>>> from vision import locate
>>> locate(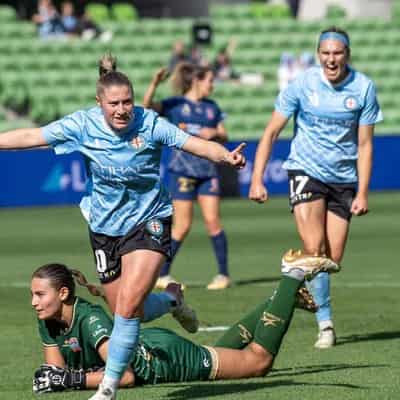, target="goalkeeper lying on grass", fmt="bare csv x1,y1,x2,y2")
31,251,339,396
